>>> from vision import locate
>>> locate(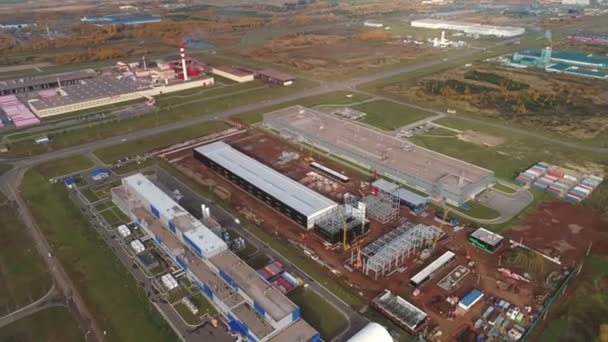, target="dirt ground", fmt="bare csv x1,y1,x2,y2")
504,200,608,265
240,28,443,80
458,130,505,147
383,65,608,140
